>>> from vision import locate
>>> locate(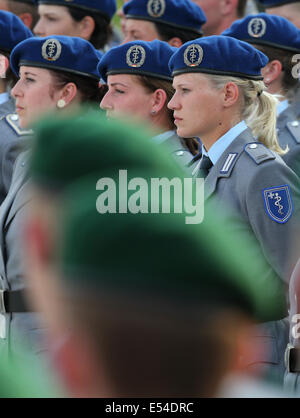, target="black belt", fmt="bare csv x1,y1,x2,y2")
285,343,300,373
0,290,29,313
